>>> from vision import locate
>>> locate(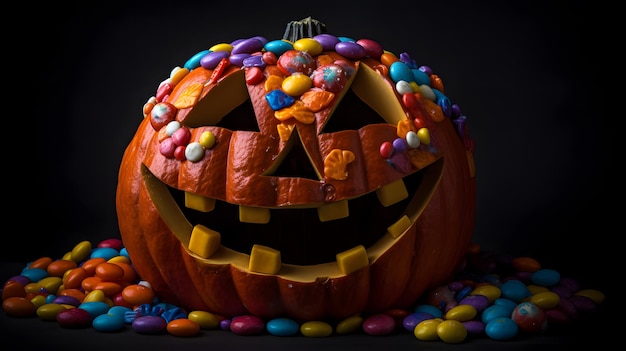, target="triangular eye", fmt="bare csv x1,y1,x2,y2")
320,89,386,133
320,63,407,134
263,129,320,180
214,98,259,132
182,70,259,132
